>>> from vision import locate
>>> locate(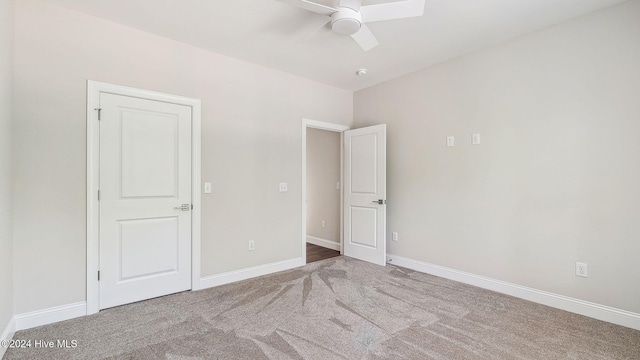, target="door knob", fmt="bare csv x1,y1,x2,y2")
372,199,386,204
174,204,191,211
